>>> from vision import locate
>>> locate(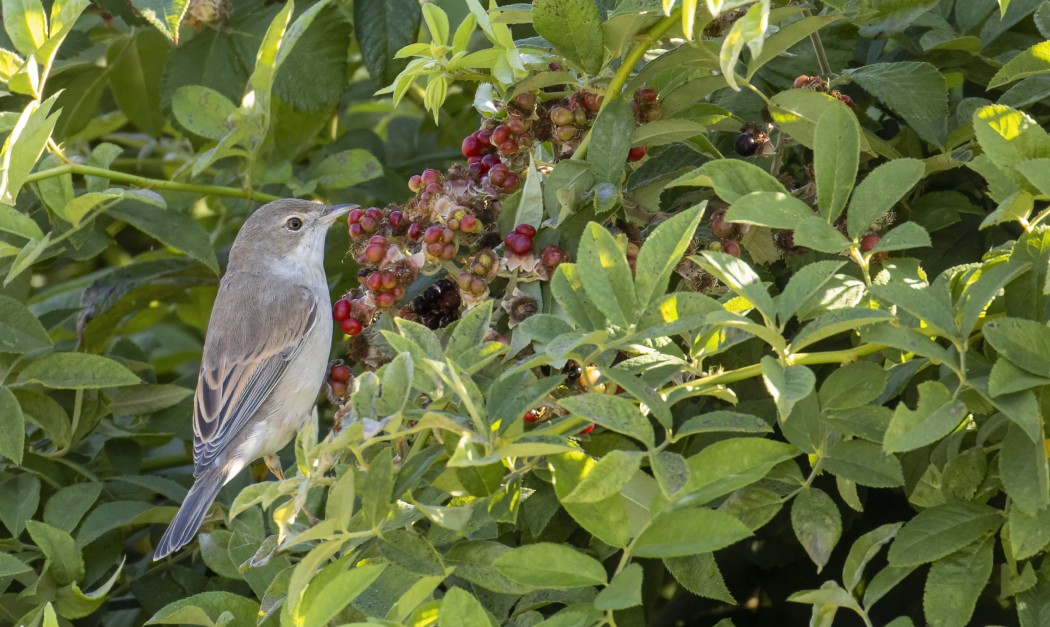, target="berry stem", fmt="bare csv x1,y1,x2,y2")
571,9,682,161
24,163,283,203
801,7,832,76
